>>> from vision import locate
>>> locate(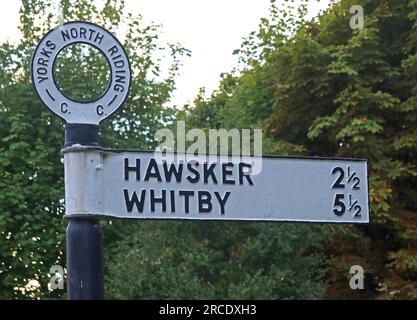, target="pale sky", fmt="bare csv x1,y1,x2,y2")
0,0,330,107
